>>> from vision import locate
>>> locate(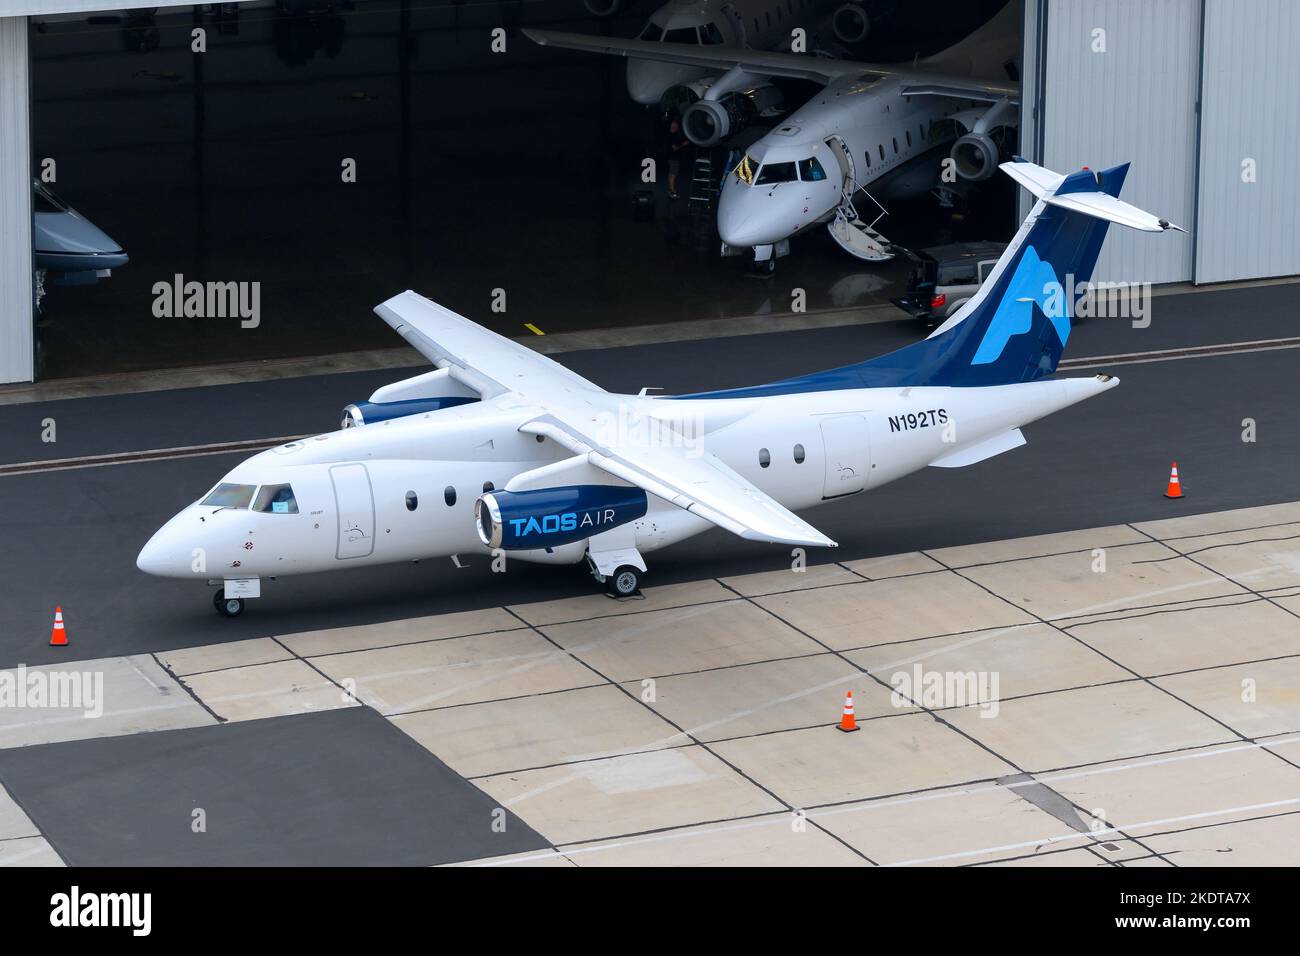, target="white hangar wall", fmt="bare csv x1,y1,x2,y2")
1022,0,1300,285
